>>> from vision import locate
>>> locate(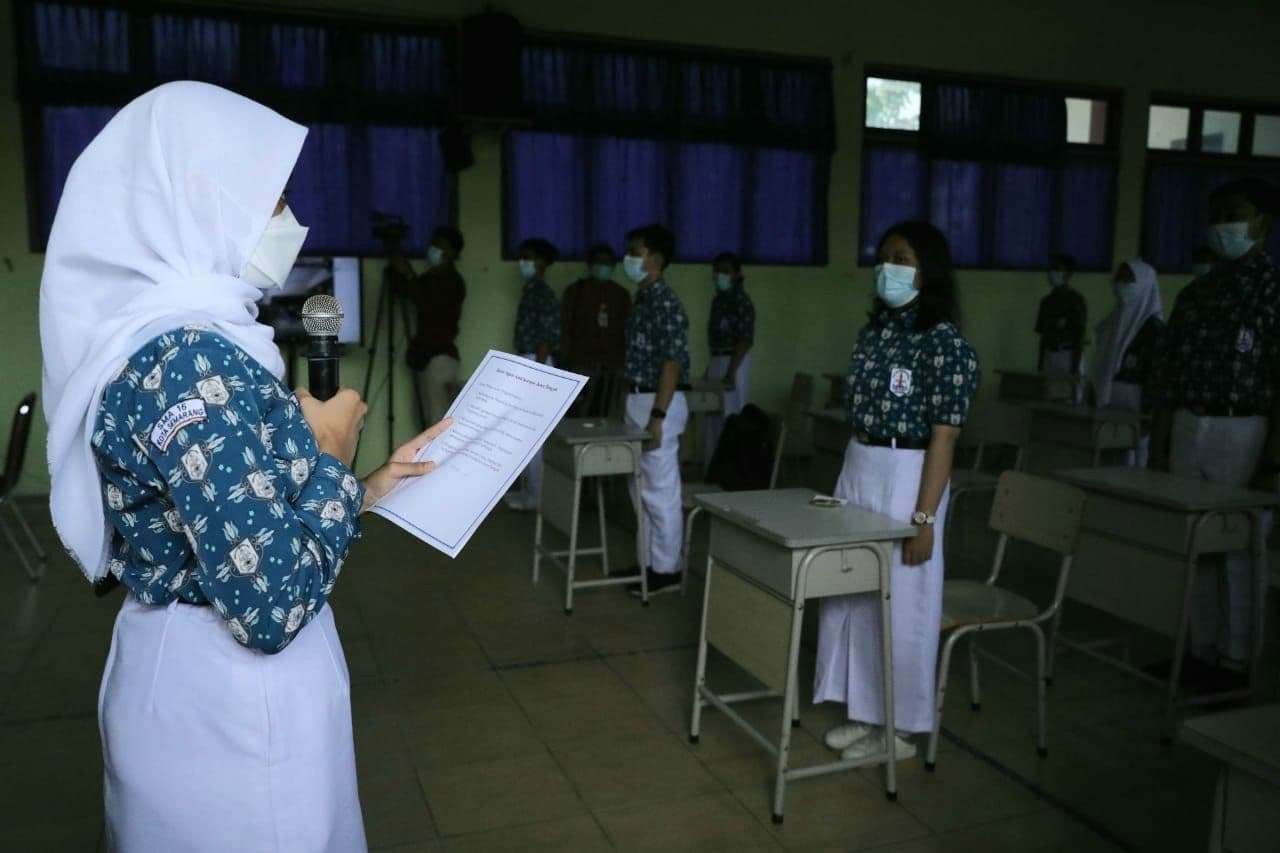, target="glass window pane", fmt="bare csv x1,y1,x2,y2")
1252,114,1280,157
865,77,921,131
1066,97,1107,144
1148,105,1190,150
1201,110,1241,154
